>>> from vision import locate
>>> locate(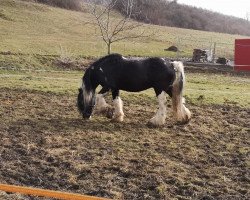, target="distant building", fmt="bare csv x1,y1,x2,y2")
234,39,250,71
